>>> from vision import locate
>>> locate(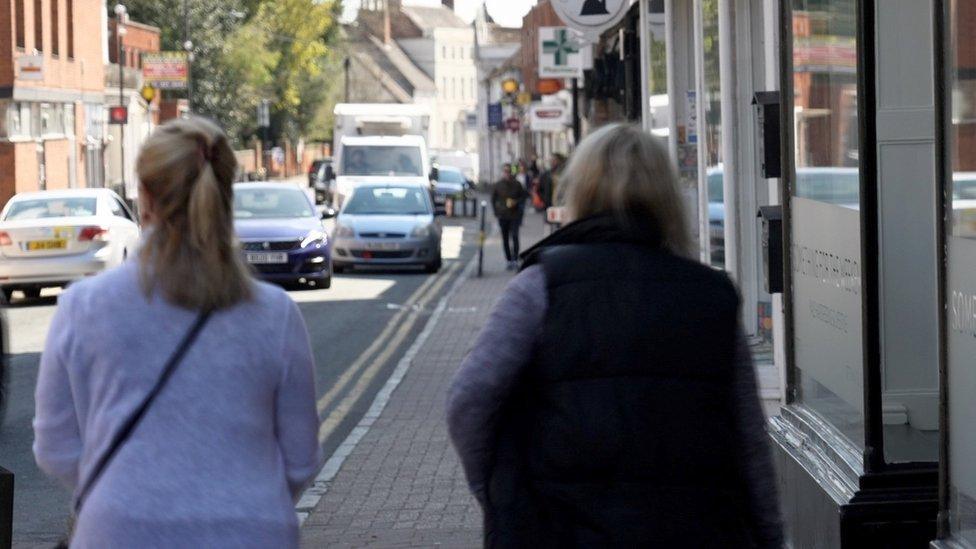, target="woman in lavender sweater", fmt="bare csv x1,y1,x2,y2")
33,118,321,548
447,124,783,547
